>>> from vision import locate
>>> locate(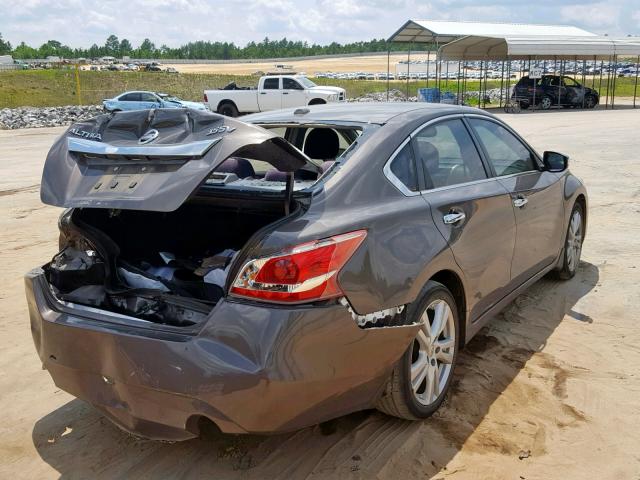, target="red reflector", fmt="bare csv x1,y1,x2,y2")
230,230,367,303
204,93,208,102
